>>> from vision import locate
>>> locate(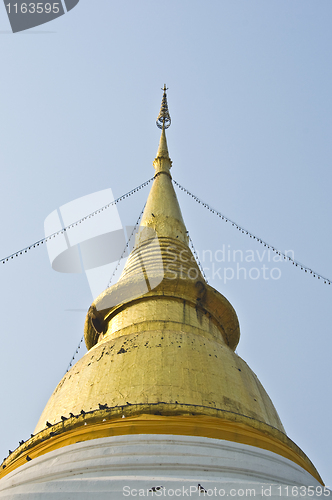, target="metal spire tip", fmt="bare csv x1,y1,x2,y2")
156,84,171,130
